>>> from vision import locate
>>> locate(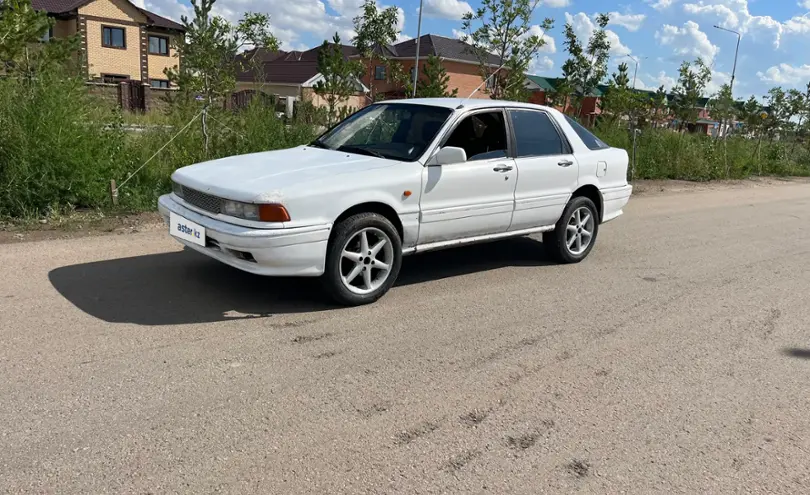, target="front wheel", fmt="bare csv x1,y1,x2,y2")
543,196,599,264
322,213,402,306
